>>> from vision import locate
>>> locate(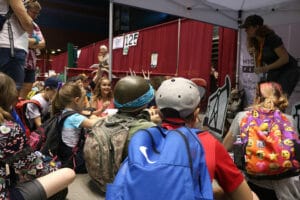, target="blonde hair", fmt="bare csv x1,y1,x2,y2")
27,0,42,11
99,45,108,51
253,81,288,111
